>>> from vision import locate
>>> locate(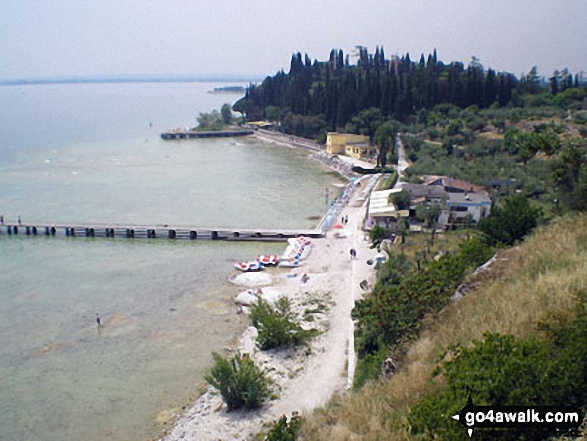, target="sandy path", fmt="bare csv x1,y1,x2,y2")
269,180,377,416
160,144,380,441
